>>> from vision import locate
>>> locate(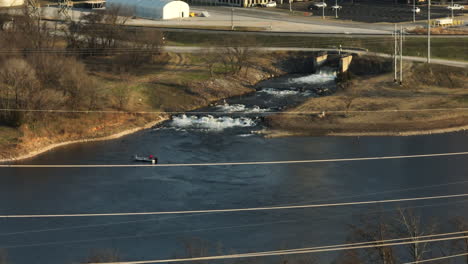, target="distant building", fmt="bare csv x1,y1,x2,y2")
0,0,24,7
186,0,268,7
107,0,190,20
185,0,428,8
